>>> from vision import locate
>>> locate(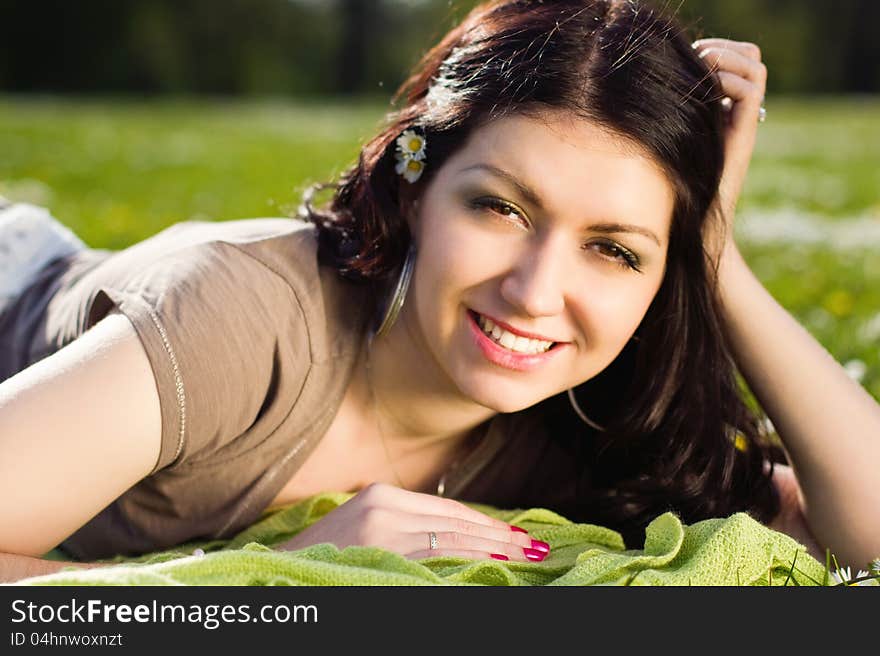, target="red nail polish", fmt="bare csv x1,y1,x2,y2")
510,525,528,534
530,539,550,553
523,547,546,561
490,553,510,561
